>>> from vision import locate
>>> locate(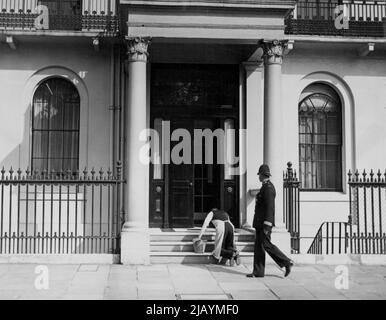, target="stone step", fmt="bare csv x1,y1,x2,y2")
150,252,254,264
150,241,254,252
